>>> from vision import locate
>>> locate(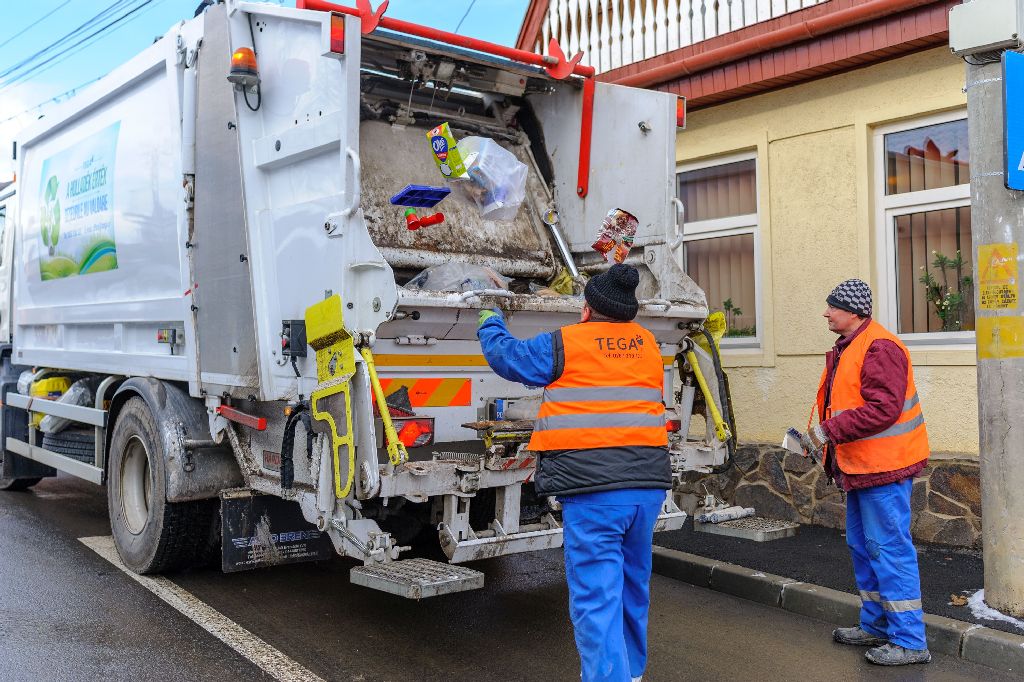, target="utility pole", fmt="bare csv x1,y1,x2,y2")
957,1,1024,617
